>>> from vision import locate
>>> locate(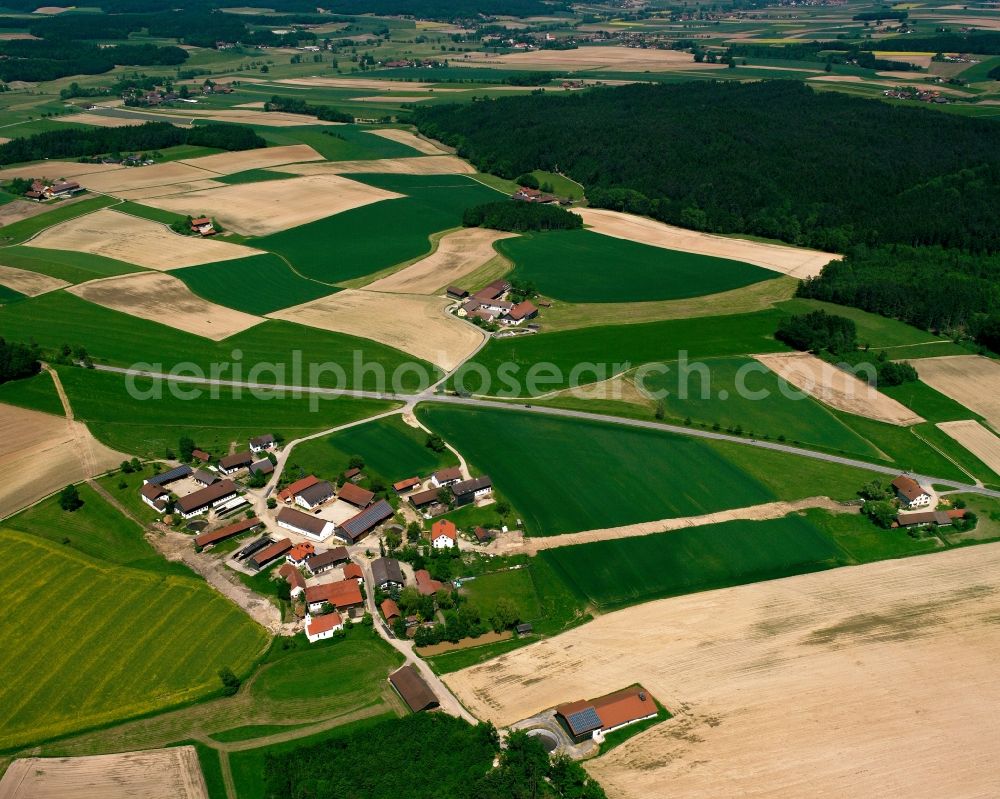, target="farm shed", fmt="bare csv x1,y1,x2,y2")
389,665,439,713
